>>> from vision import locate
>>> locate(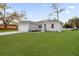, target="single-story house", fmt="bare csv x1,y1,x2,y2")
18,20,63,32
